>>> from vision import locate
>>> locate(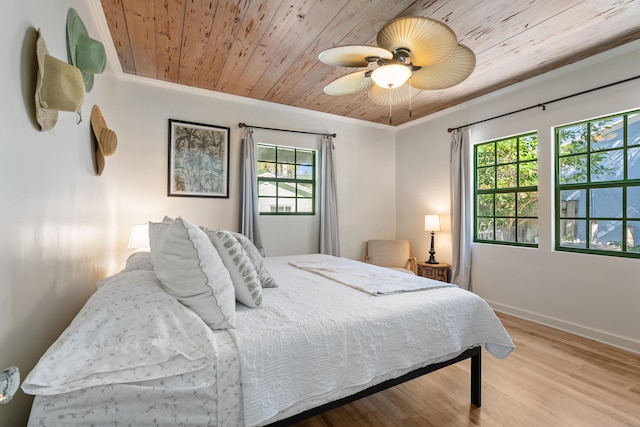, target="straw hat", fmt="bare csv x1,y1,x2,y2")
90,105,118,176
67,8,106,92
35,30,85,131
